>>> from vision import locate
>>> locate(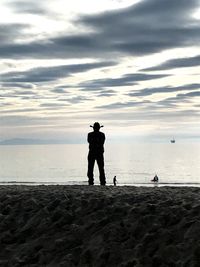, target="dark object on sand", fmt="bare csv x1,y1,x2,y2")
113,176,117,186
151,174,159,182
87,122,106,186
